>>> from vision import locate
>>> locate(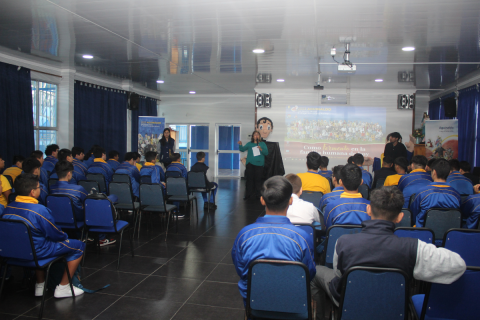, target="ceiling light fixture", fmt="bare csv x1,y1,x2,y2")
189,91,196,94
276,79,285,82
156,80,164,83
252,49,265,54
402,47,415,52
82,54,94,59
375,79,383,82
